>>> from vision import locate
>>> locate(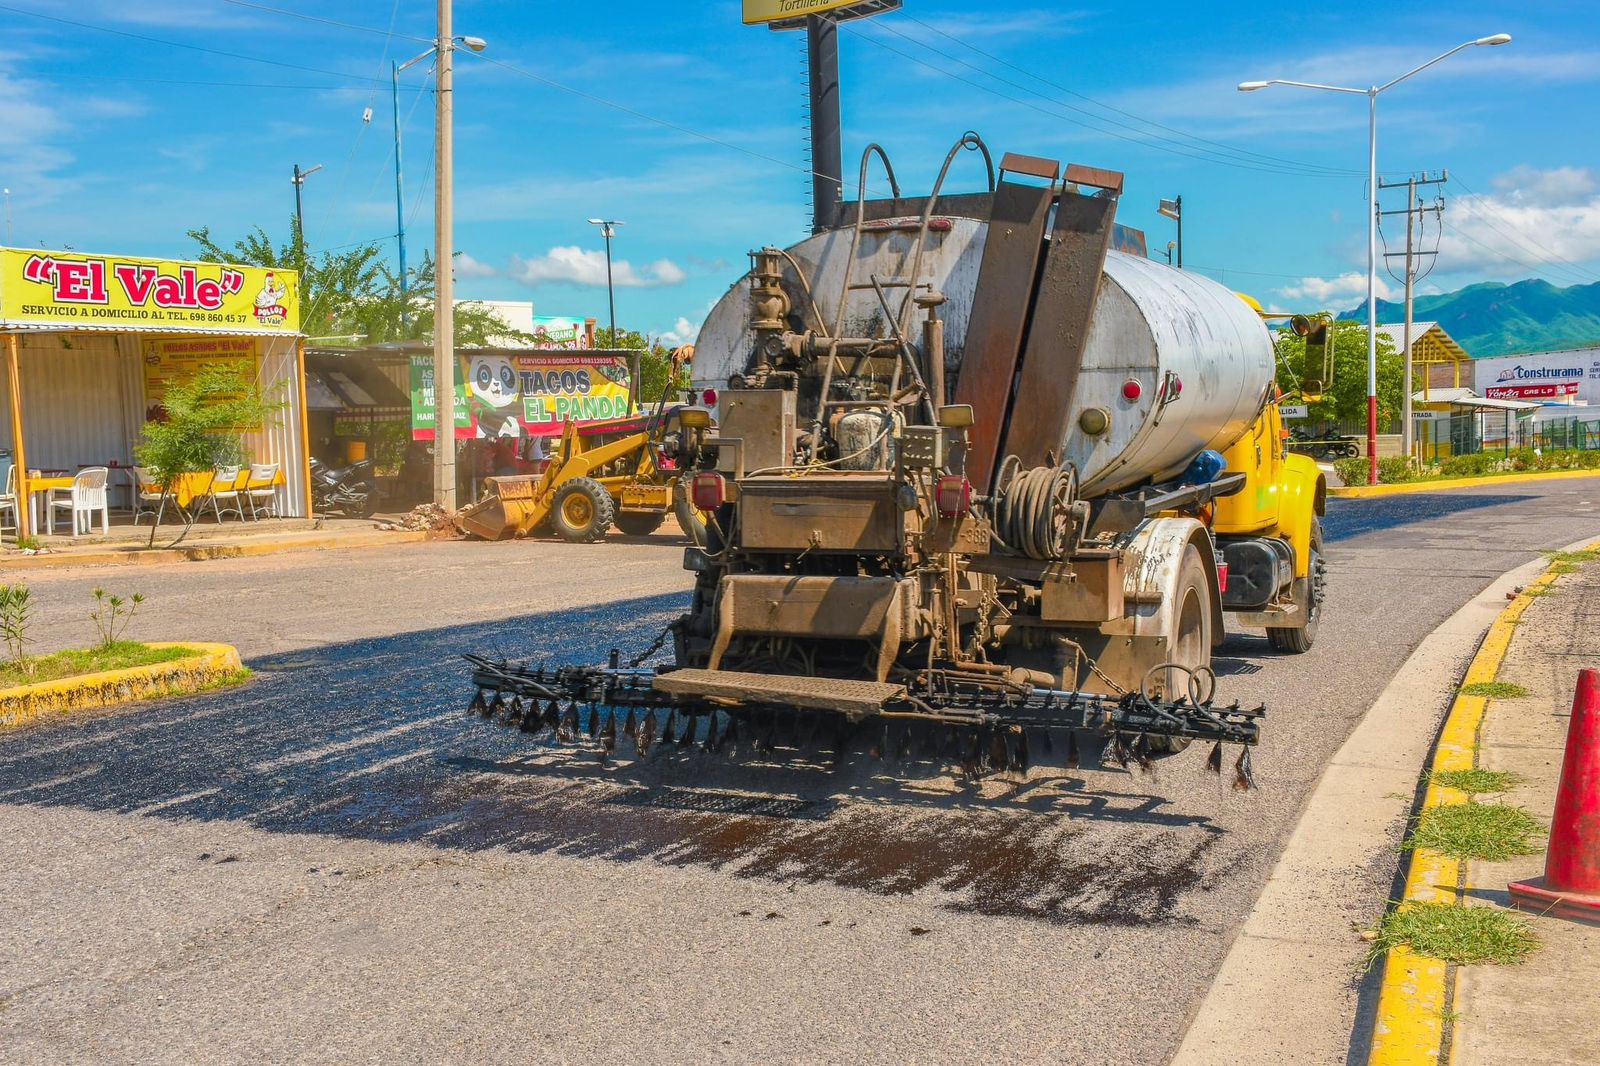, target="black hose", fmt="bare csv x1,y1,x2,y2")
993,460,1077,561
